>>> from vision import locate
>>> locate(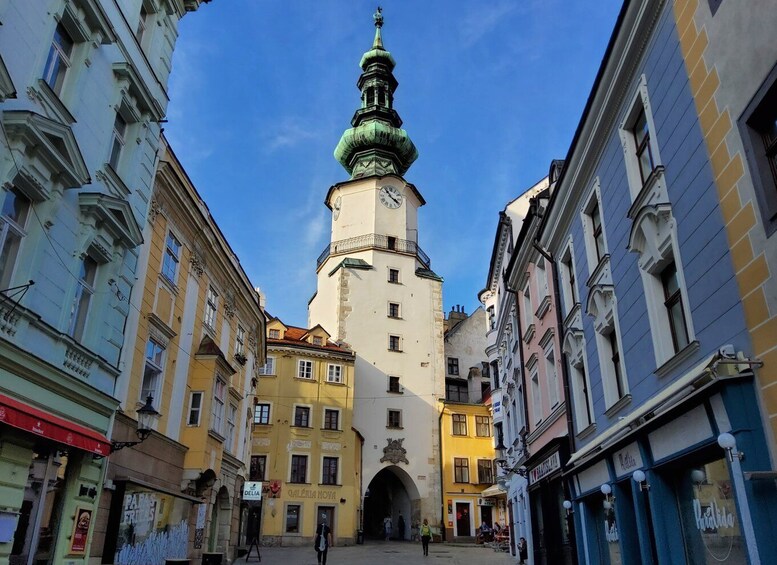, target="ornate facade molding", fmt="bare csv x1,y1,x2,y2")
380,438,409,465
